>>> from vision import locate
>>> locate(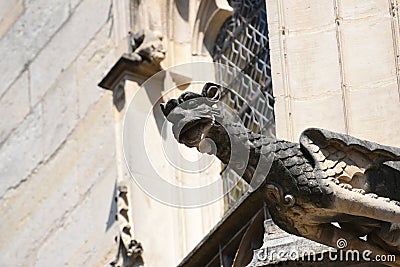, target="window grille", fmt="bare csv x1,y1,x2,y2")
213,0,275,210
